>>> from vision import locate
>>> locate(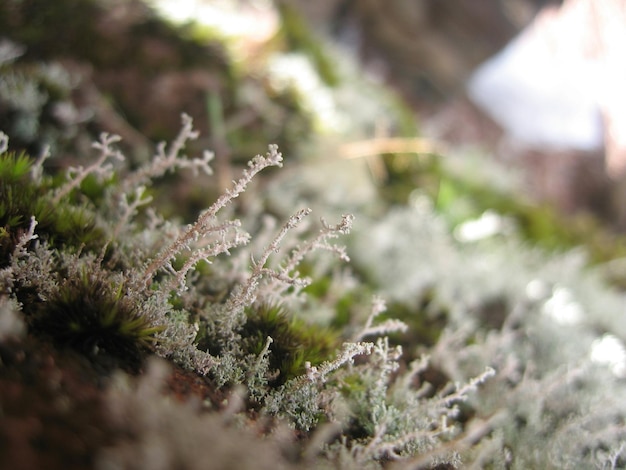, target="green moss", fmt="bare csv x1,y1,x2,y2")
0,151,32,181
0,152,106,265
0,0,102,62
380,151,626,271
379,152,441,205
240,303,339,385
445,173,626,265
381,290,449,355
30,268,162,365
